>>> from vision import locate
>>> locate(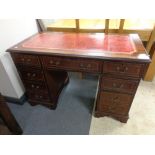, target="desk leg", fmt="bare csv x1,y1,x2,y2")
95,111,128,123
0,95,23,134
